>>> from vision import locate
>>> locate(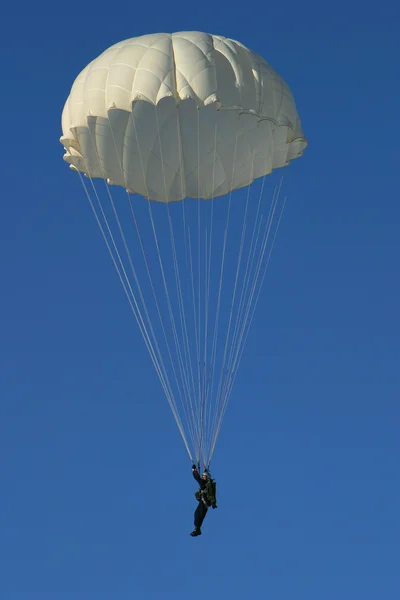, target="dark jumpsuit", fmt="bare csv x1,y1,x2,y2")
192,468,209,529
